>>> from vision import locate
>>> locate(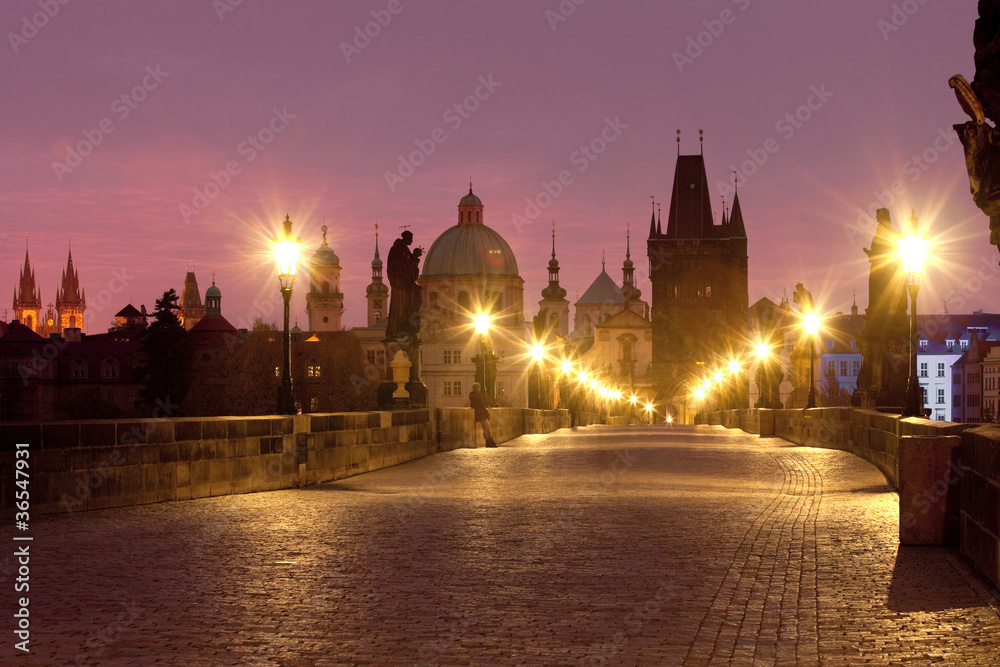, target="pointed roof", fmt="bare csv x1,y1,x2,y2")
180,270,203,309
665,155,714,239
577,269,624,306
115,304,142,319
728,190,747,238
